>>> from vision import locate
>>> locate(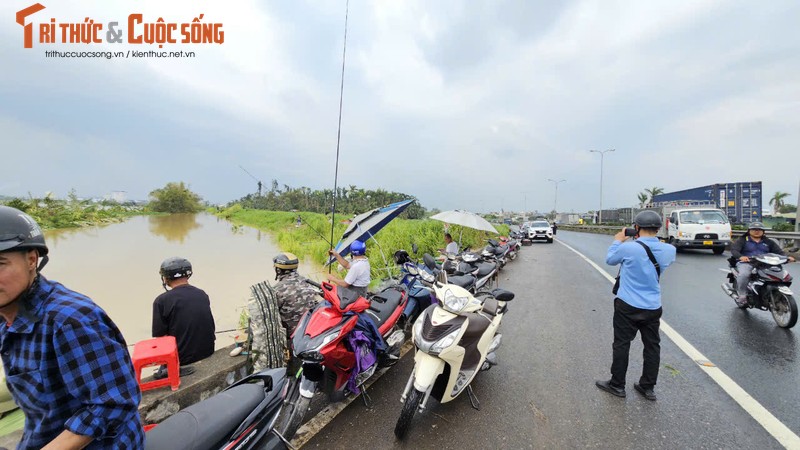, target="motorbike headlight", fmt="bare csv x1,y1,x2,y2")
311,329,341,353
429,329,460,354
442,289,469,313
